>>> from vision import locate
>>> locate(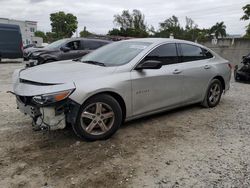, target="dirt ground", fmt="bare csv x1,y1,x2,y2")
1,63,250,188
